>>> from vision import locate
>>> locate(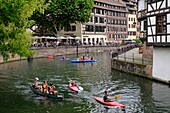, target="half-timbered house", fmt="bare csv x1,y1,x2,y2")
138,0,170,82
